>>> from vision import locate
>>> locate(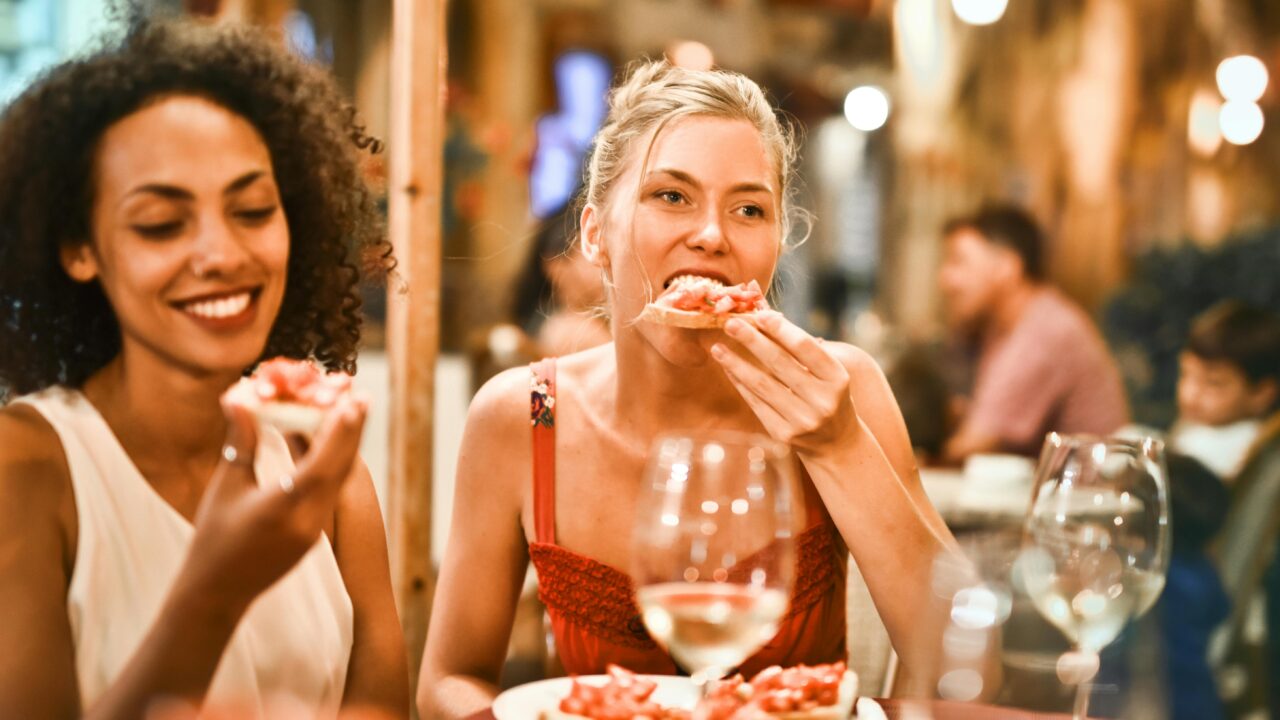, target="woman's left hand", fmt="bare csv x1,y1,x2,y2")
711,311,858,453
